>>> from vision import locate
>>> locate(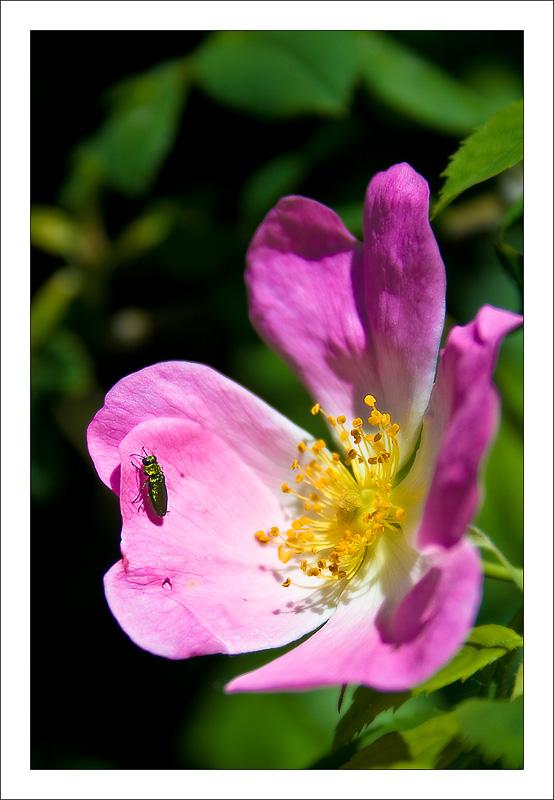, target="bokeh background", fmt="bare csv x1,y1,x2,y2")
31,31,523,769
